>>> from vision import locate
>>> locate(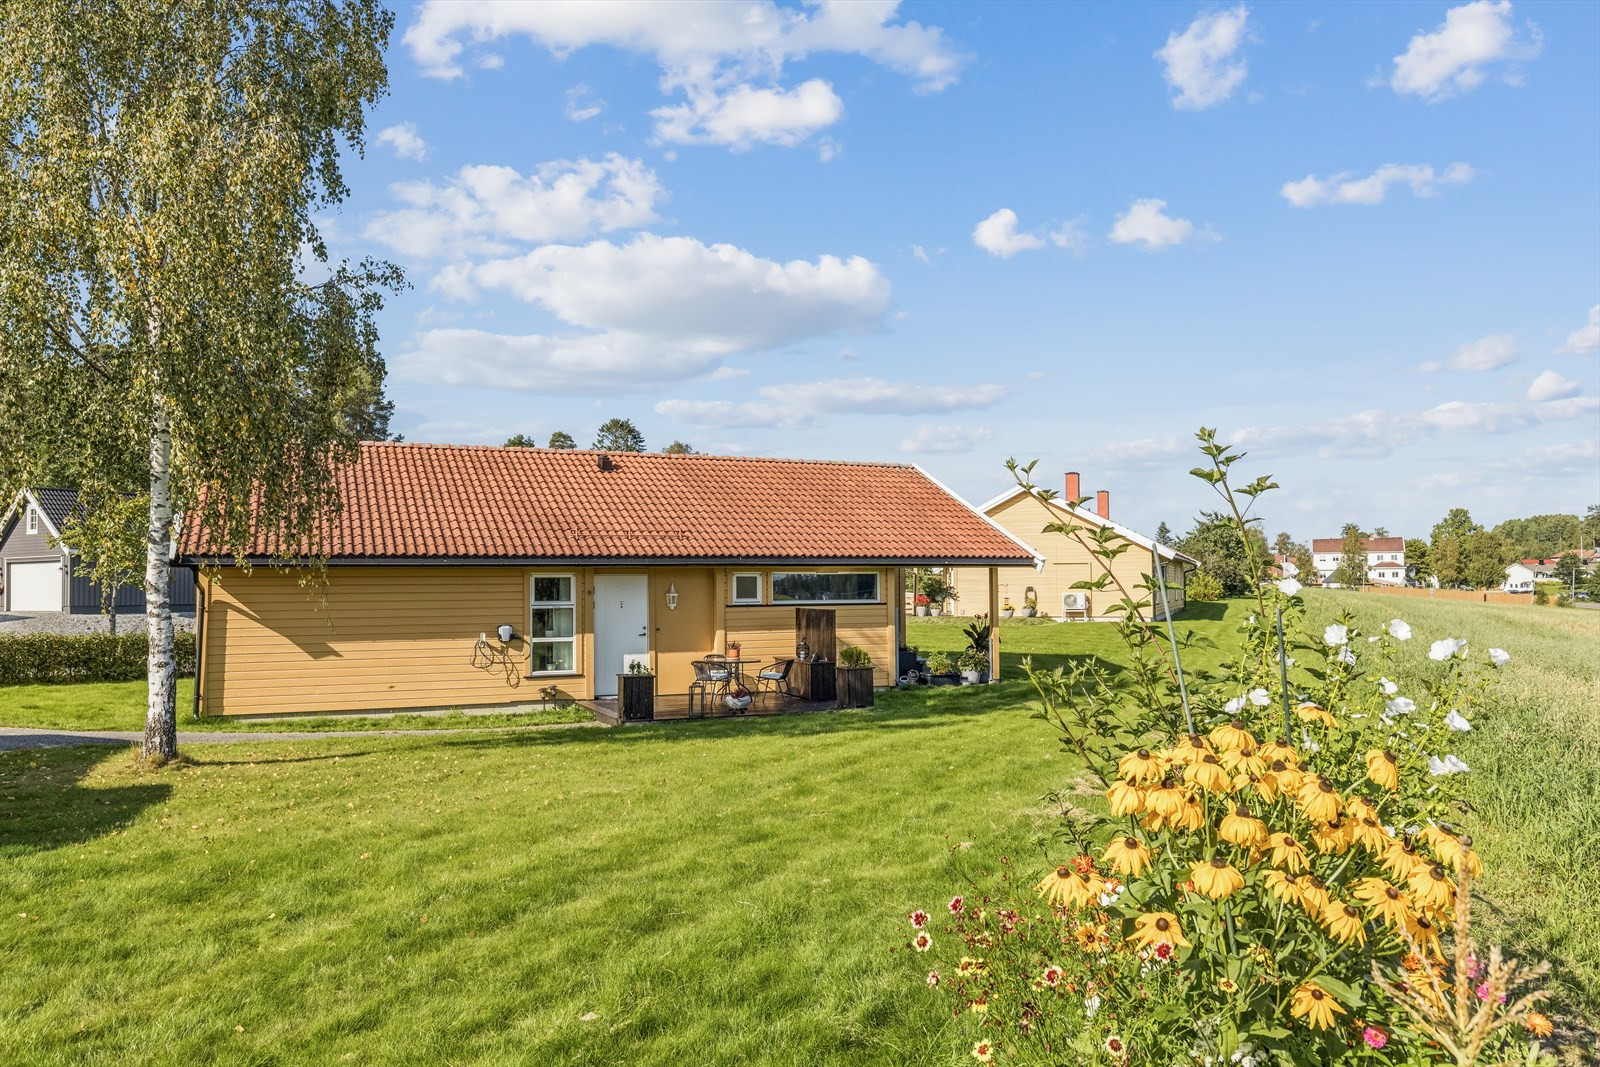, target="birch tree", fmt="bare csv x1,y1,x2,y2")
0,1,398,760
